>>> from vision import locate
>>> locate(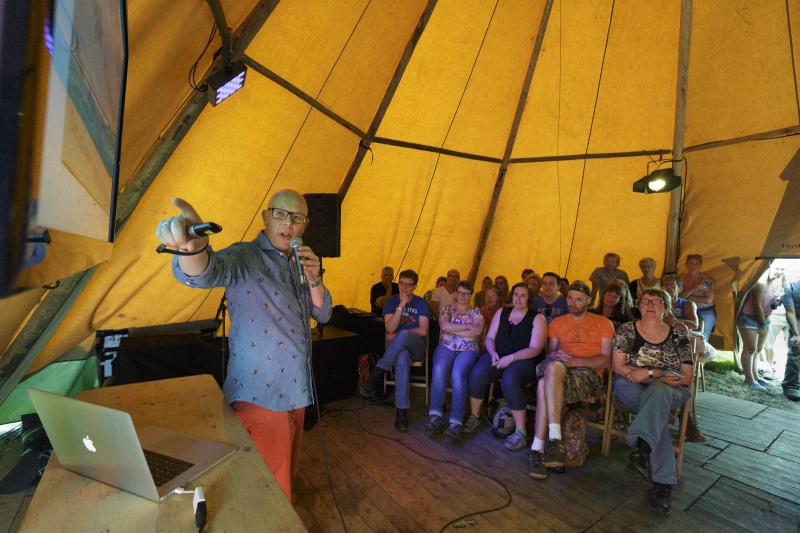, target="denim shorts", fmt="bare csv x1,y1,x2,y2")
737,313,770,329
